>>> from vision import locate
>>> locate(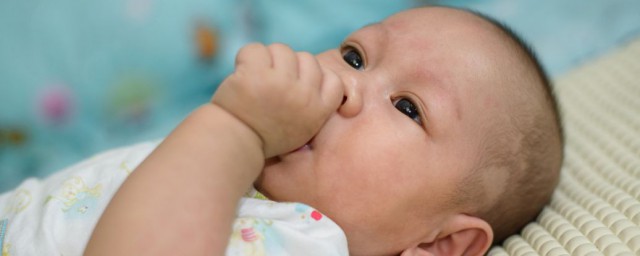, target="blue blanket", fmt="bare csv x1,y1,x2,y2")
2,0,640,192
